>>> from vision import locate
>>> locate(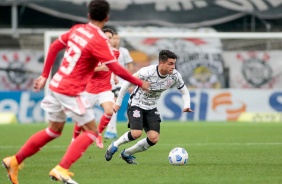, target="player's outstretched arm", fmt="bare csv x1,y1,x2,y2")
179,86,194,112
33,76,47,92
115,78,133,109
33,39,65,92
41,39,66,78
107,62,149,91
